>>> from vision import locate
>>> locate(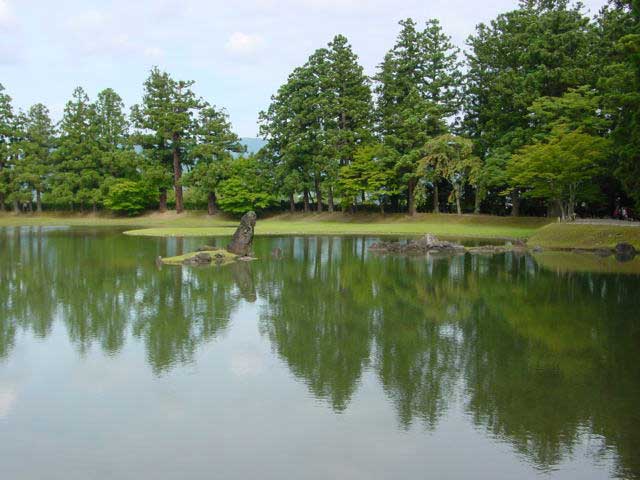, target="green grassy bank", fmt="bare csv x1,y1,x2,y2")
0,211,548,239
528,223,640,250
3,212,639,250
121,212,548,239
